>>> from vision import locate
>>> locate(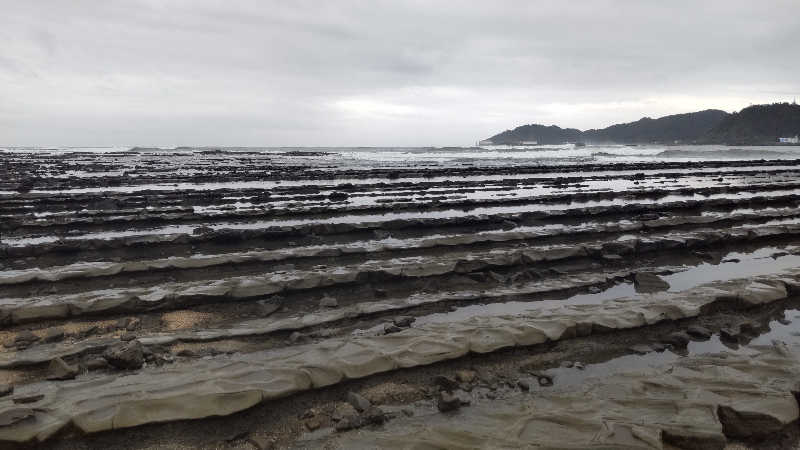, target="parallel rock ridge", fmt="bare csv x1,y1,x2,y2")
0,271,796,443
3,151,800,447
